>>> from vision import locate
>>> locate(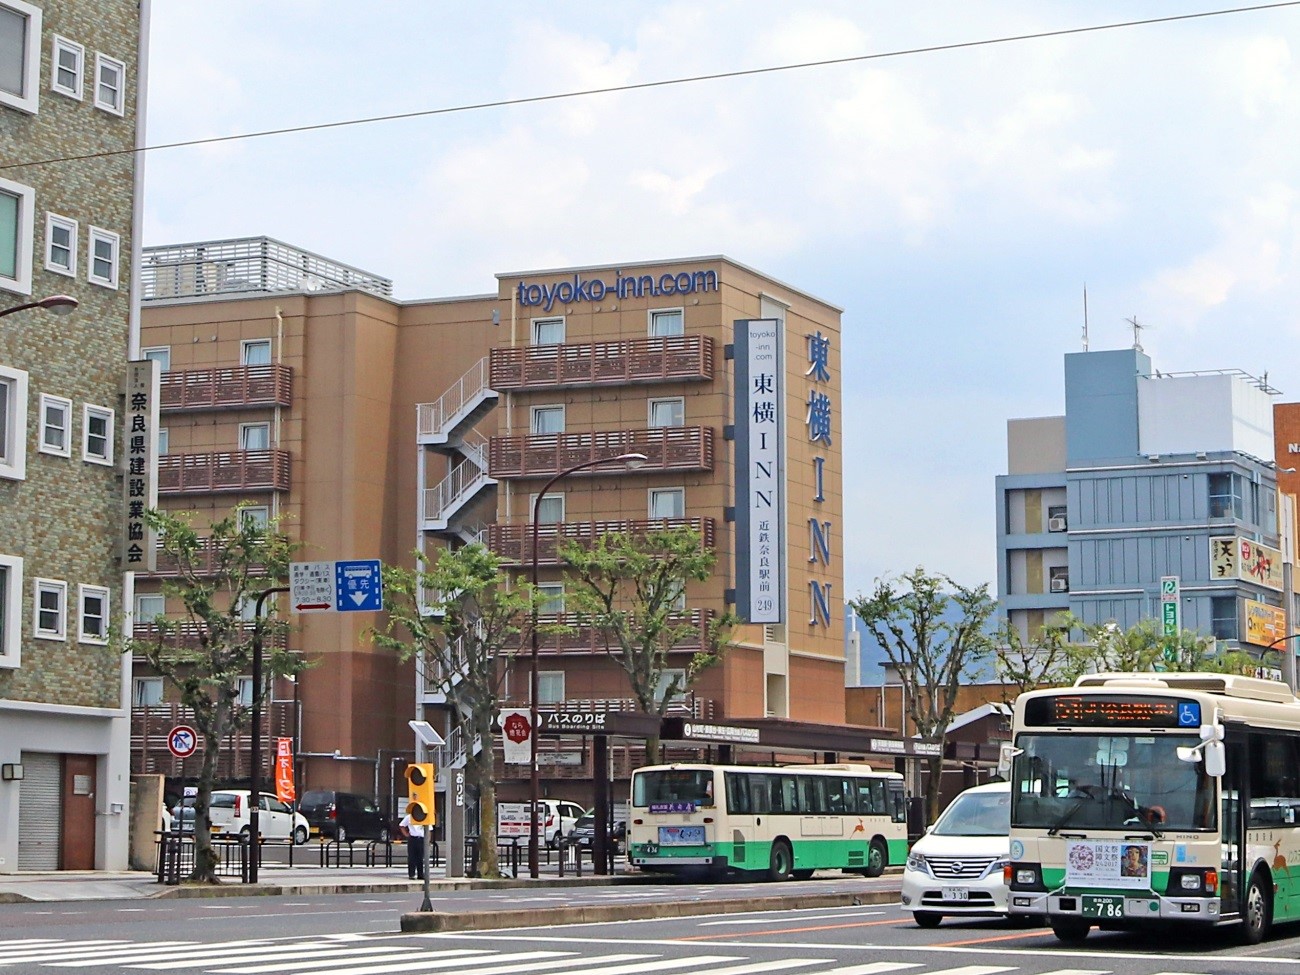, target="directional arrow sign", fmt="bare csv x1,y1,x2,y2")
335,559,383,613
